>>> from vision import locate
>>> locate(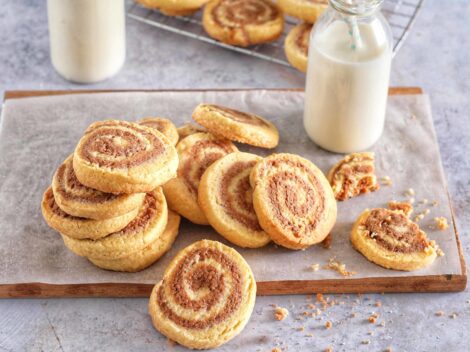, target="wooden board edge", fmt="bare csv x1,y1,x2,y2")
0,272,465,298
3,87,423,101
